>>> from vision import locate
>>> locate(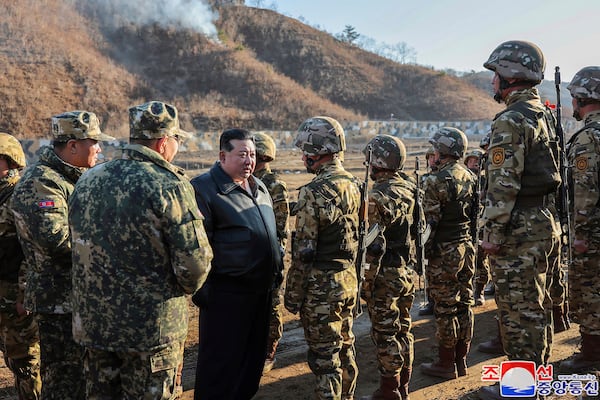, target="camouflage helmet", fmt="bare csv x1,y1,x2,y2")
254,132,277,162
0,132,26,168
567,66,600,100
425,146,435,160
366,134,406,171
483,40,545,83
294,116,346,156
429,127,468,158
479,132,491,150
464,148,484,165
